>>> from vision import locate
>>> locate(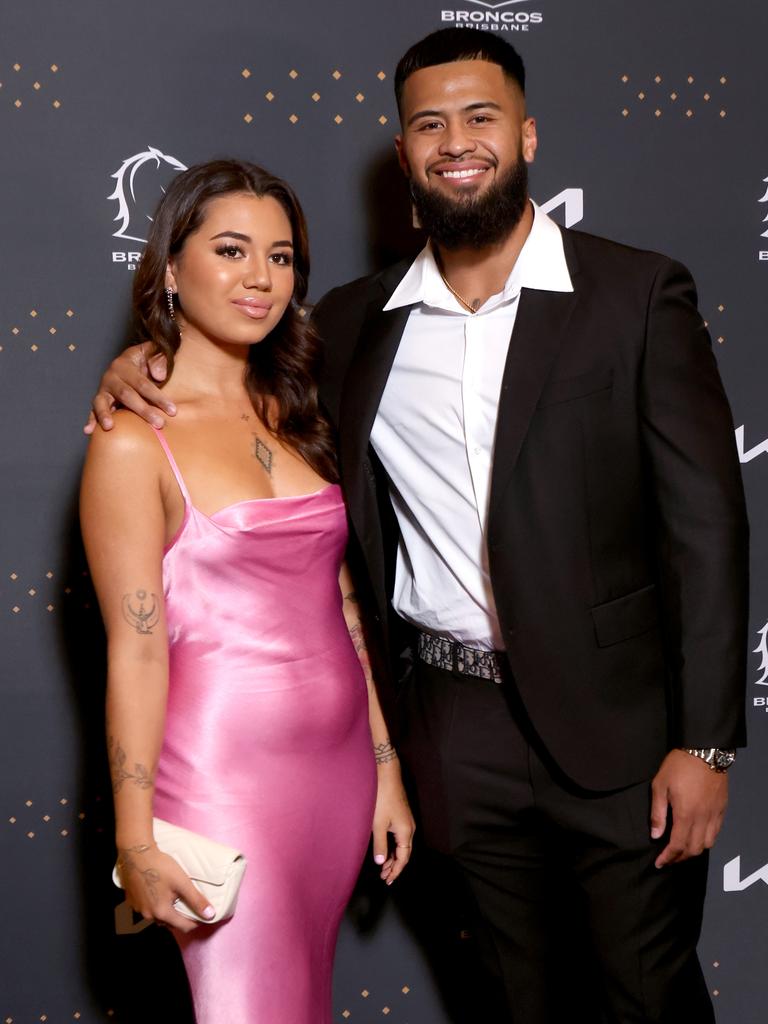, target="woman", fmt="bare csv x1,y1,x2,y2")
80,159,414,1023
